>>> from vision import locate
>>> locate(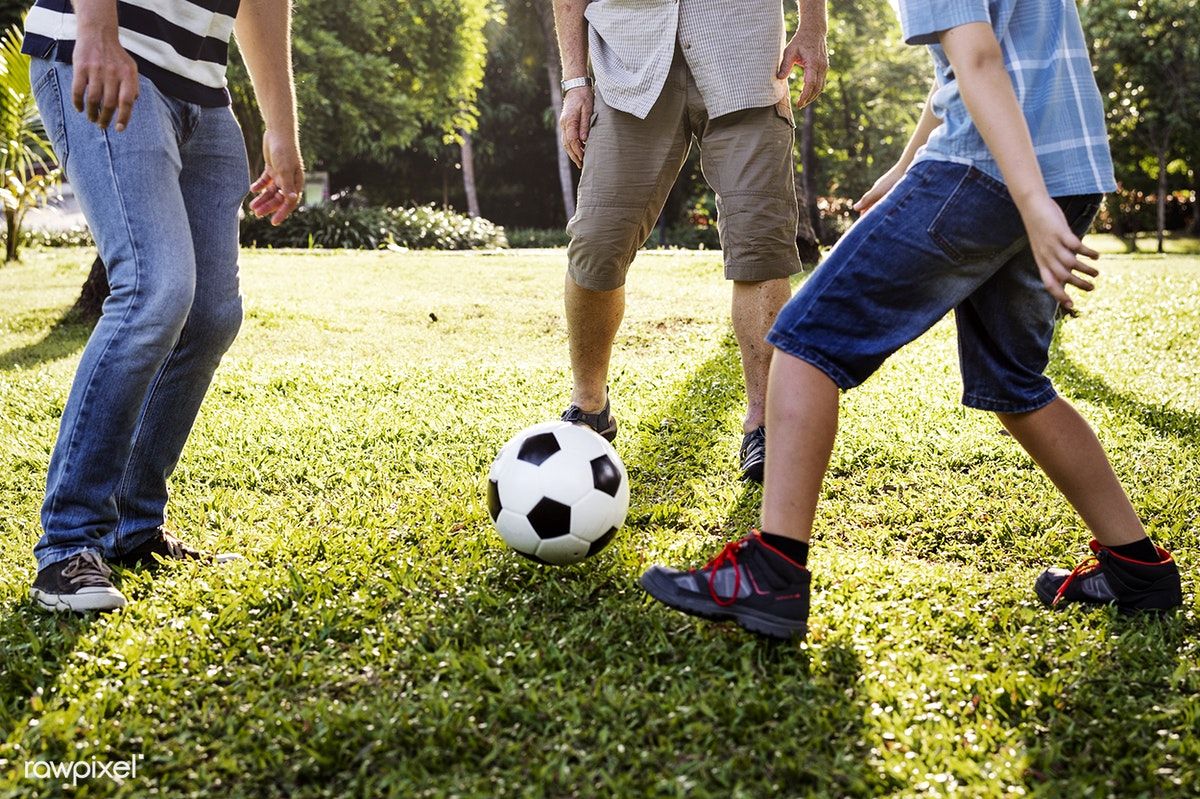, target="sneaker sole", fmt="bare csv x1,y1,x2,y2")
31,587,127,613
639,570,806,641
